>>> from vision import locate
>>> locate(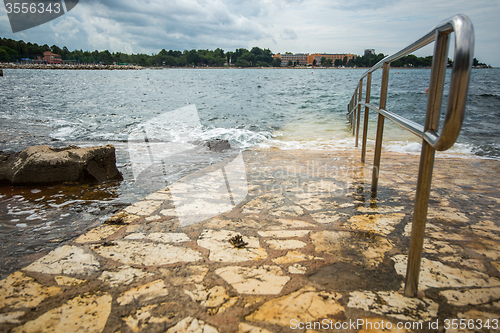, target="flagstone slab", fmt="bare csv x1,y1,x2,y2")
11,294,112,333
197,230,267,262
54,276,86,286
216,265,290,295
124,232,190,243
93,241,202,266
123,305,157,332
348,291,438,322
276,219,316,229
392,255,500,289
272,251,315,264
452,310,500,333
257,230,310,238
288,264,307,274
265,239,306,250
0,311,25,325
166,316,218,333
467,238,500,260
24,245,100,276
99,265,152,288
184,285,230,308
310,230,393,268
124,200,164,216
160,266,208,285
440,287,500,306
246,287,343,326
0,271,61,309
117,280,169,306
344,213,405,236
238,323,273,333
357,206,404,213
74,224,123,243
310,211,340,224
